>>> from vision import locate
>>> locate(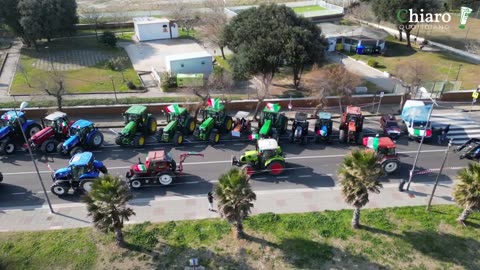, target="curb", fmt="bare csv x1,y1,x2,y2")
0,52,8,76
